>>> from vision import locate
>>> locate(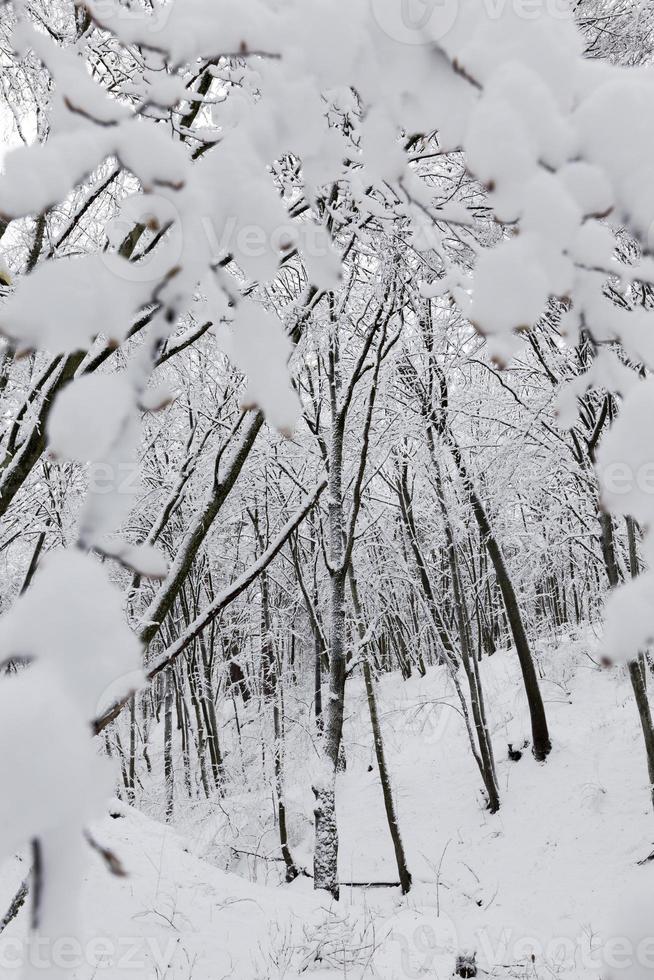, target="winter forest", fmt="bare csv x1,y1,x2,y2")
3,0,654,977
